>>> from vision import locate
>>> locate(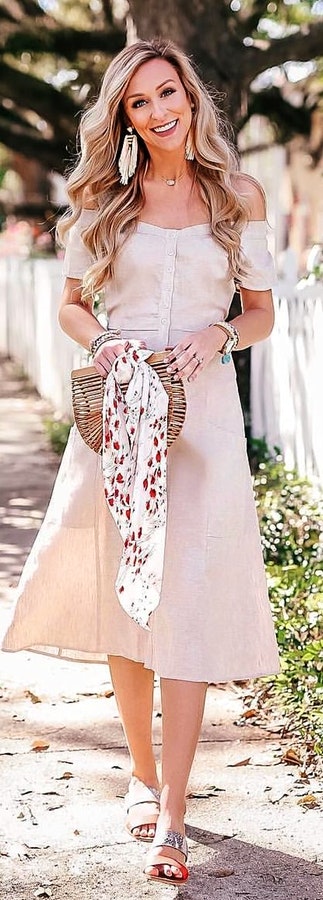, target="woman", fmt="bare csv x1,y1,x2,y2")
3,38,280,884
